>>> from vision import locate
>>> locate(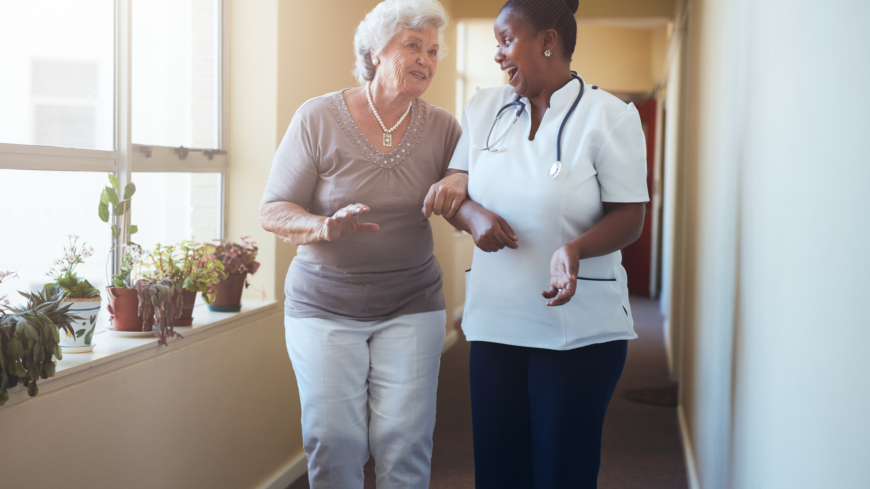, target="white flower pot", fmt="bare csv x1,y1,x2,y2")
60,297,102,349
